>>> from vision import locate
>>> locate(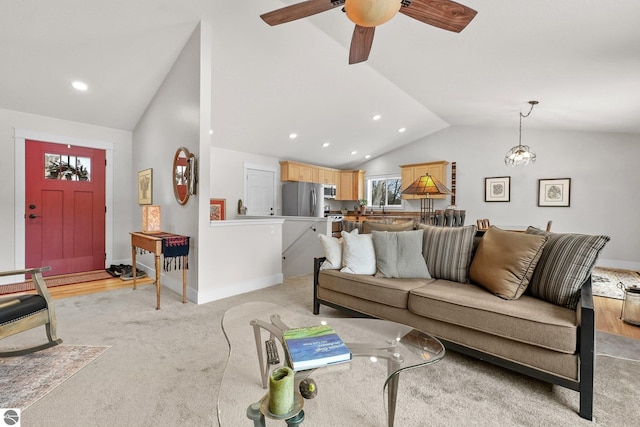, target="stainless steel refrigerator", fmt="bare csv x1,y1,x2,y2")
282,182,323,217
